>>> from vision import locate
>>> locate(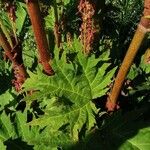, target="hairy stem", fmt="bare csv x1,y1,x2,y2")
0,28,27,91
106,0,150,111
25,0,54,75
